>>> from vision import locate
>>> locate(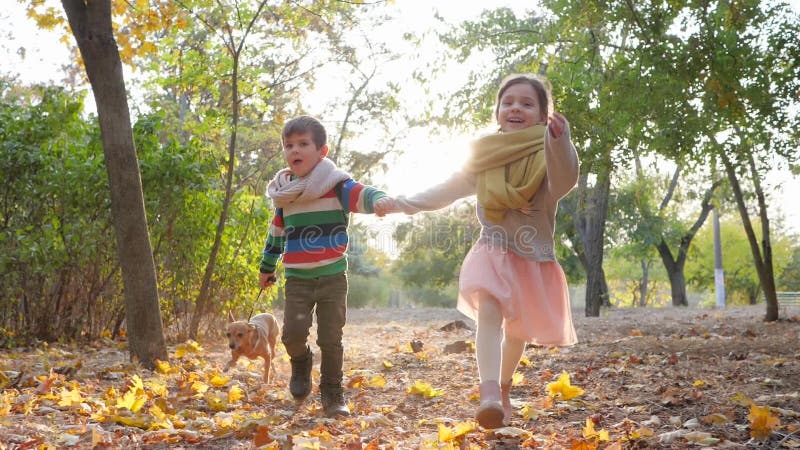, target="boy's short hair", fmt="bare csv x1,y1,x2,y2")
282,115,327,150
